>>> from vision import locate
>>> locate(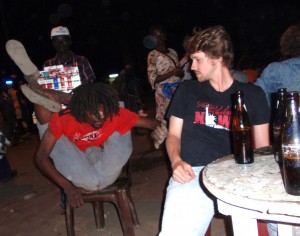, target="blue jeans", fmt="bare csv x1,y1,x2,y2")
159,166,215,236
37,122,132,190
